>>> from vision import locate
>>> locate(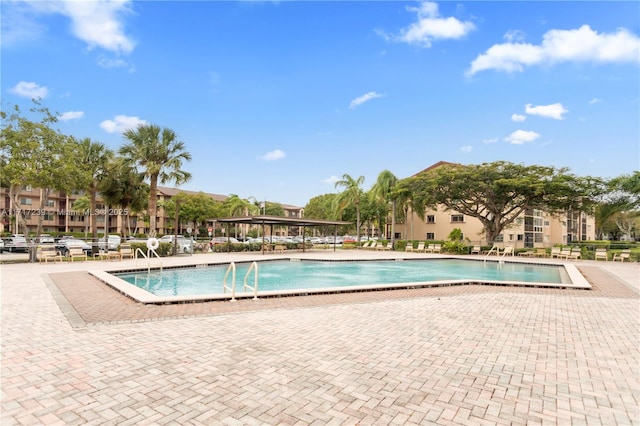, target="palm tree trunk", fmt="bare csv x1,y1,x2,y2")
390,200,396,248
148,175,158,237
90,184,98,240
